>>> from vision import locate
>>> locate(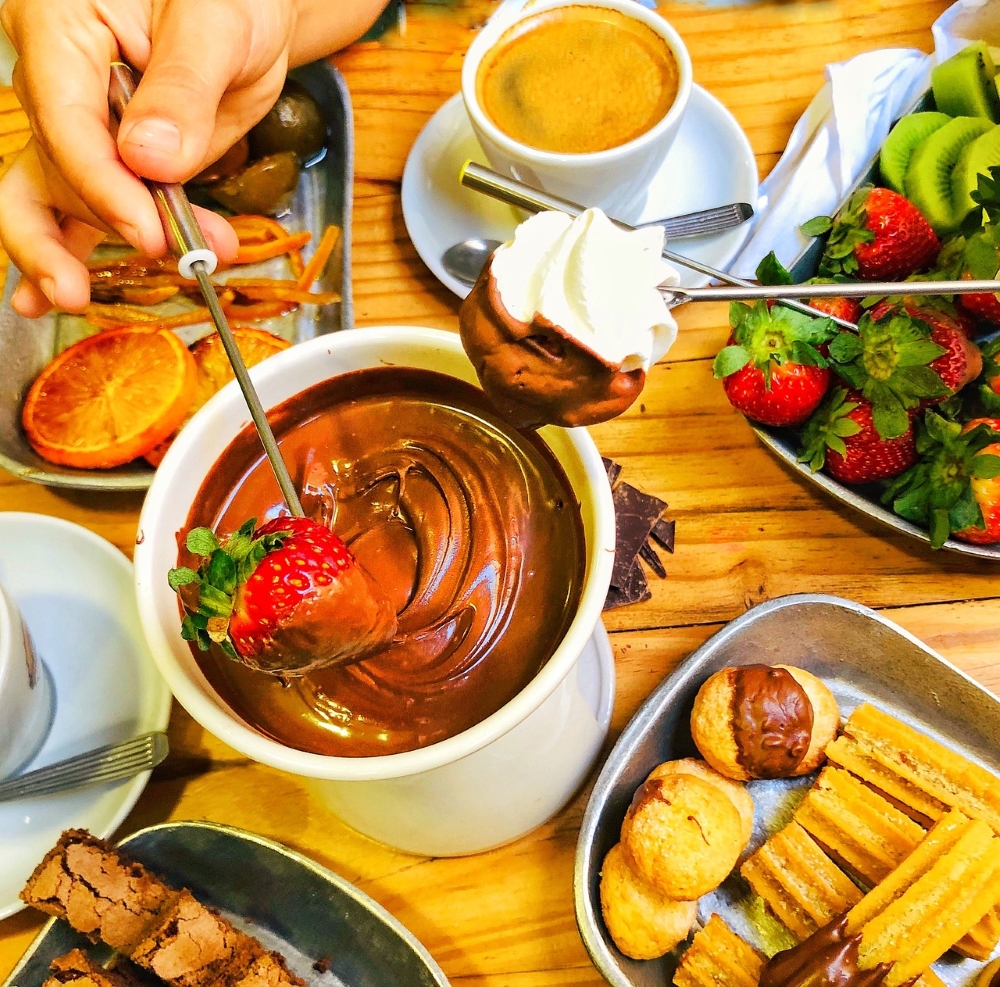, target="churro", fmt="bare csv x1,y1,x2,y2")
672,914,764,987
741,821,862,940
794,767,925,885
